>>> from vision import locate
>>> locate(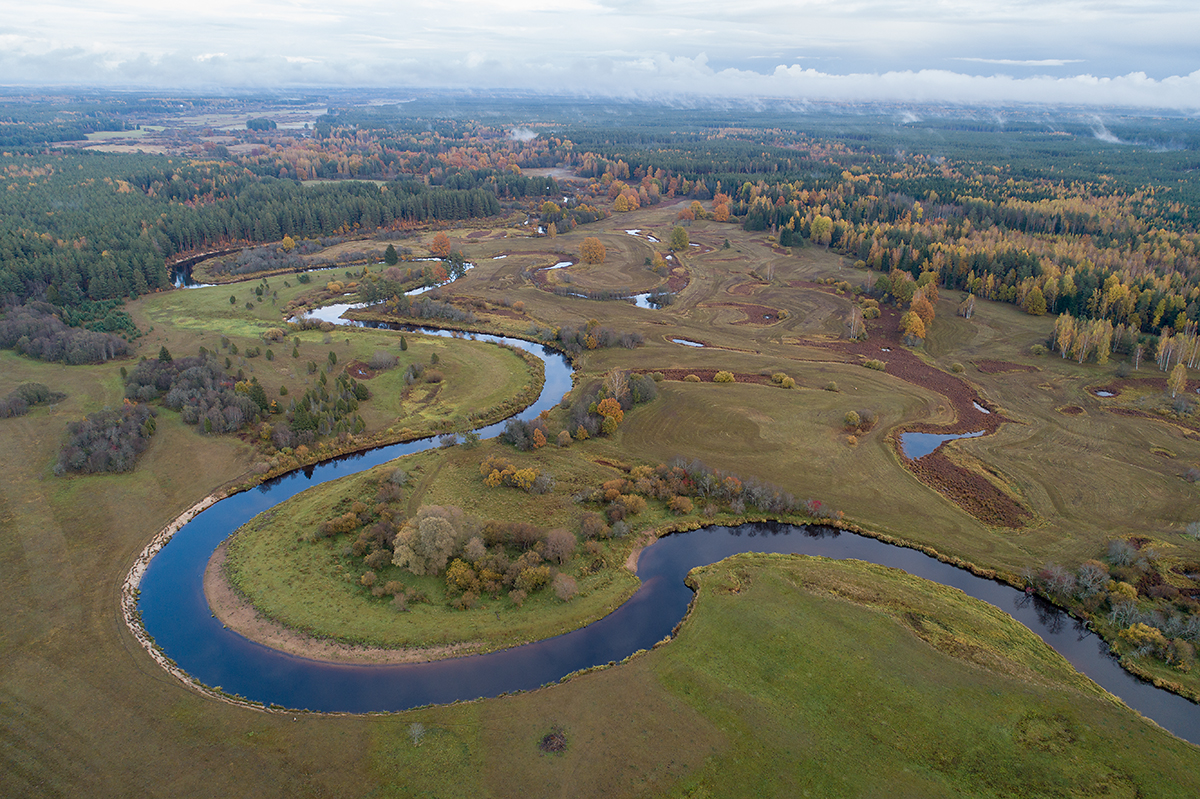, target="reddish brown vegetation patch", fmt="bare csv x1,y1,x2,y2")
344,360,375,380
665,268,691,293
1107,406,1200,434
1058,405,1084,415
483,307,526,319
706,302,784,325
466,230,489,238
538,726,568,755
975,360,1038,374
728,281,767,297
1094,376,1170,394
908,453,1031,528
